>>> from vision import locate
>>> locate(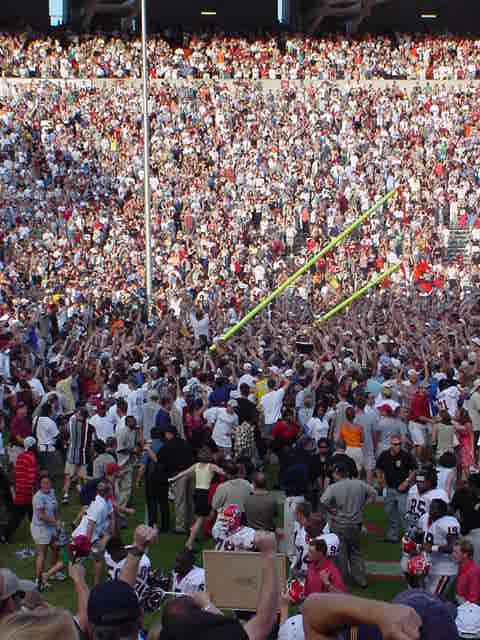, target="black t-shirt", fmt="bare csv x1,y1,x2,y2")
308,454,331,484
235,397,258,425
375,450,417,490
451,487,480,535
329,453,358,479
158,438,194,476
